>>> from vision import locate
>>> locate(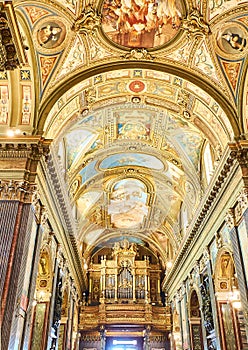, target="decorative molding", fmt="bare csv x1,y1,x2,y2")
121,49,155,61
0,138,51,192
45,146,87,293
0,2,26,70
199,248,210,272
0,180,36,202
